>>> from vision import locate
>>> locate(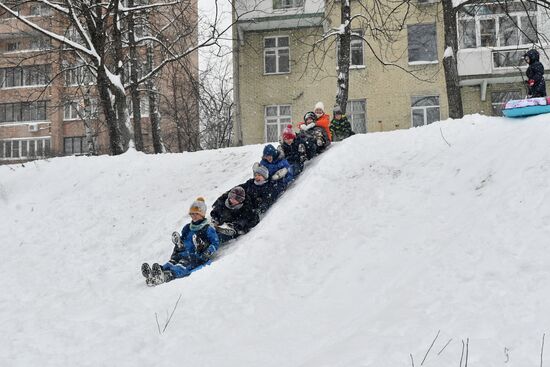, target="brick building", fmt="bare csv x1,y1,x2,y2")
0,1,199,164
